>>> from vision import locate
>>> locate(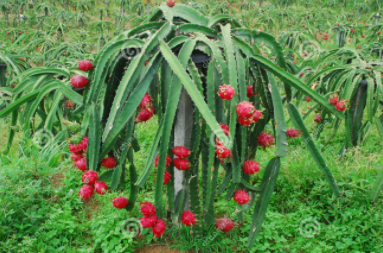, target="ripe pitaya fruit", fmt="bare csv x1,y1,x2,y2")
216,124,230,145
172,146,191,158
81,170,99,185
154,154,172,168
78,60,93,72
251,110,262,123
305,96,312,102
215,146,231,159
215,218,235,232
257,132,275,149
233,190,250,205
238,116,252,126
236,101,255,119
80,137,88,150
69,144,81,154
66,100,74,108
218,85,235,100
70,75,89,88
181,211,197,227
94,181,108,195
314,114,322,123
329,96,338,105
152,219,166,237
286,129,302,138
101,157,116,169
78,185,93,200
70,153,83,162
112,196,129,209
77,141,87,152
75,157,87,172
163,170,171,185
139,93,152,109
140,202,156,216
335,100,346,111
173,158,191,171
247,85,254,98
136,107,154,123
140,215,158,228
166,0,175,8
242,161,260,175
219,123,230,136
